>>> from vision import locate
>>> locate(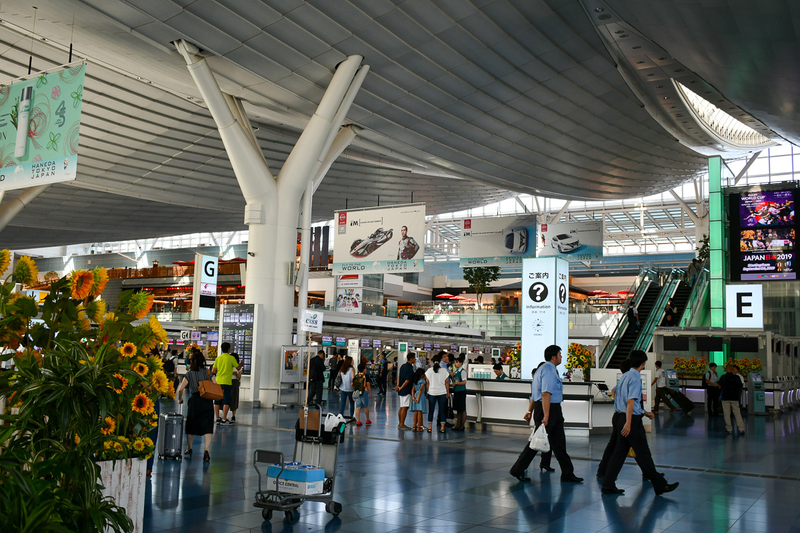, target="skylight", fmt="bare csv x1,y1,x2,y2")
674,80,777,149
